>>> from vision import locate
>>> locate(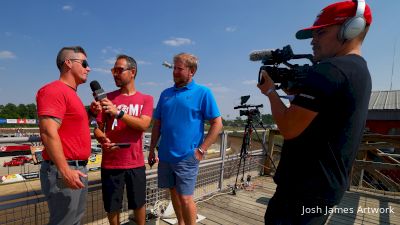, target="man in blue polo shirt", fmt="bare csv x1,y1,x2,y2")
149,52,223,225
